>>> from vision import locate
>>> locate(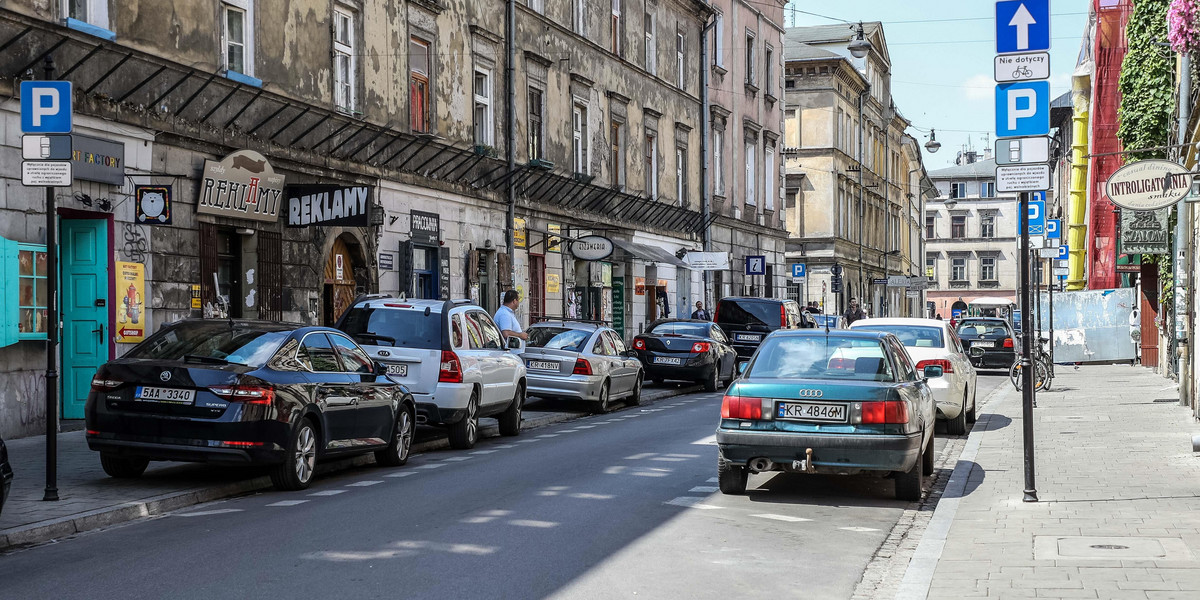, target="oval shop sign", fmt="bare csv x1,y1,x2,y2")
571,235,614,261
1105,160,1194,211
